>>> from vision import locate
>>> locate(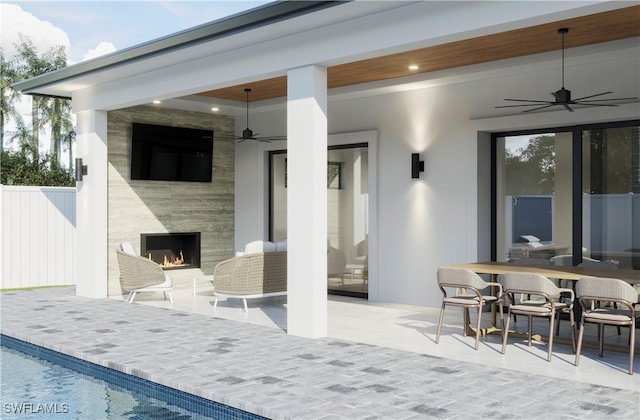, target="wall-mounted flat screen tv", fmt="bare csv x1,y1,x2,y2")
131,123,213,182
